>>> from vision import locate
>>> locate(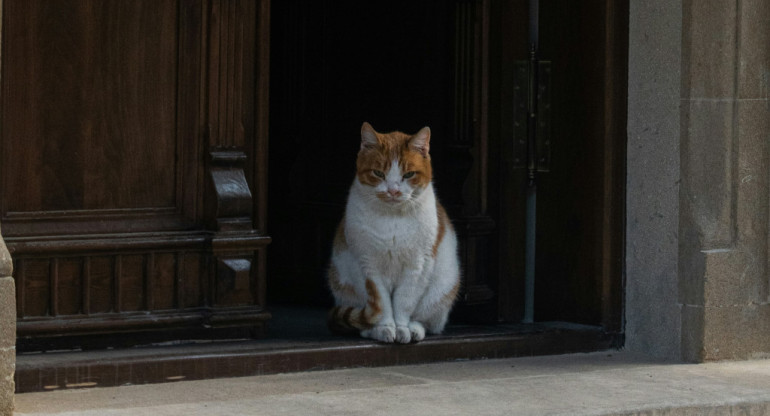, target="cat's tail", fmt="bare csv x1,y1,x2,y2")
327,279,382,335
